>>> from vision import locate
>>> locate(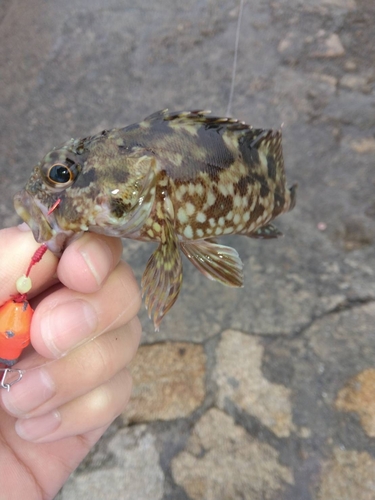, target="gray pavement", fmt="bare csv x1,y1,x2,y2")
1,0,375,498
